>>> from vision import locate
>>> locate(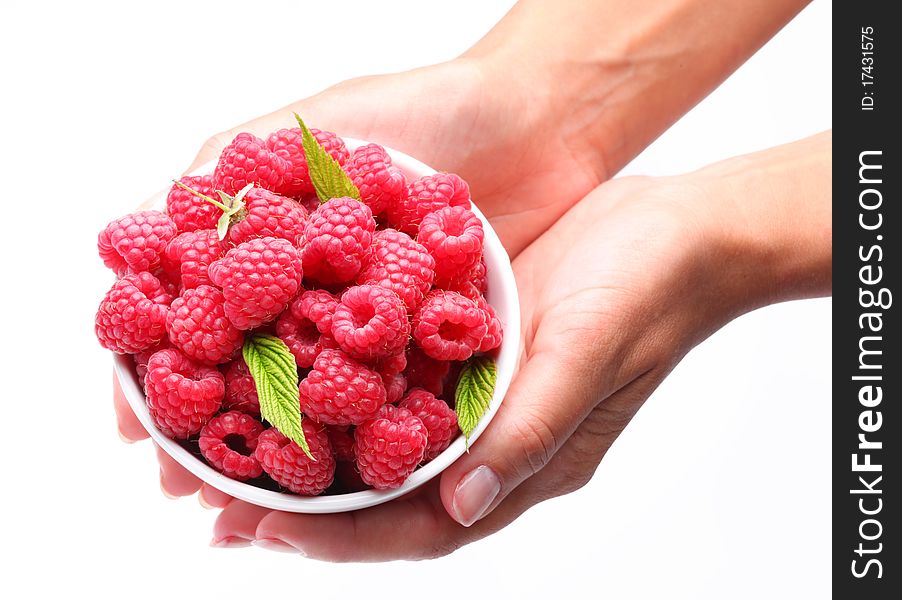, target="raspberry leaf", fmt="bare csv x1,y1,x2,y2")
243,334,313,459
454,355,497,448
294,113,361,203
